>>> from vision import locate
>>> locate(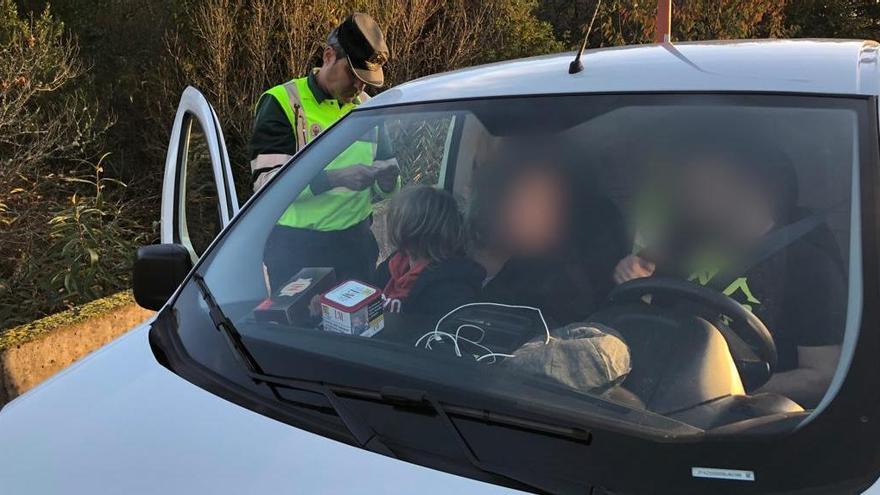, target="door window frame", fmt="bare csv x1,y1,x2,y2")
160,86,239,261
